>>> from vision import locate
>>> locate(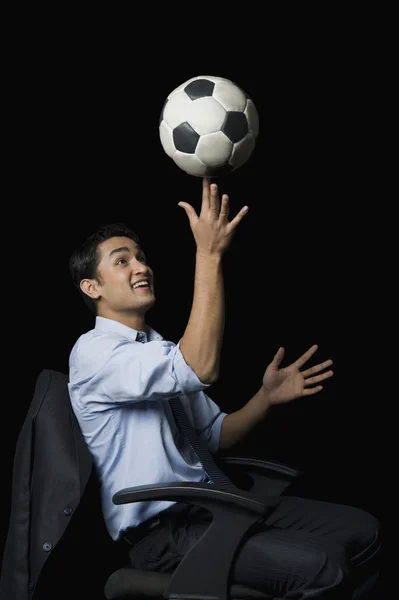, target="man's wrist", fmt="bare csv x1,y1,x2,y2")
247,386,272,418
196,250,223,262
